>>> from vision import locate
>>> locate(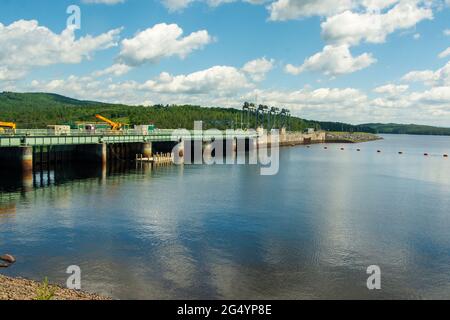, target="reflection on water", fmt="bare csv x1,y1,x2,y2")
1,134,450,299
